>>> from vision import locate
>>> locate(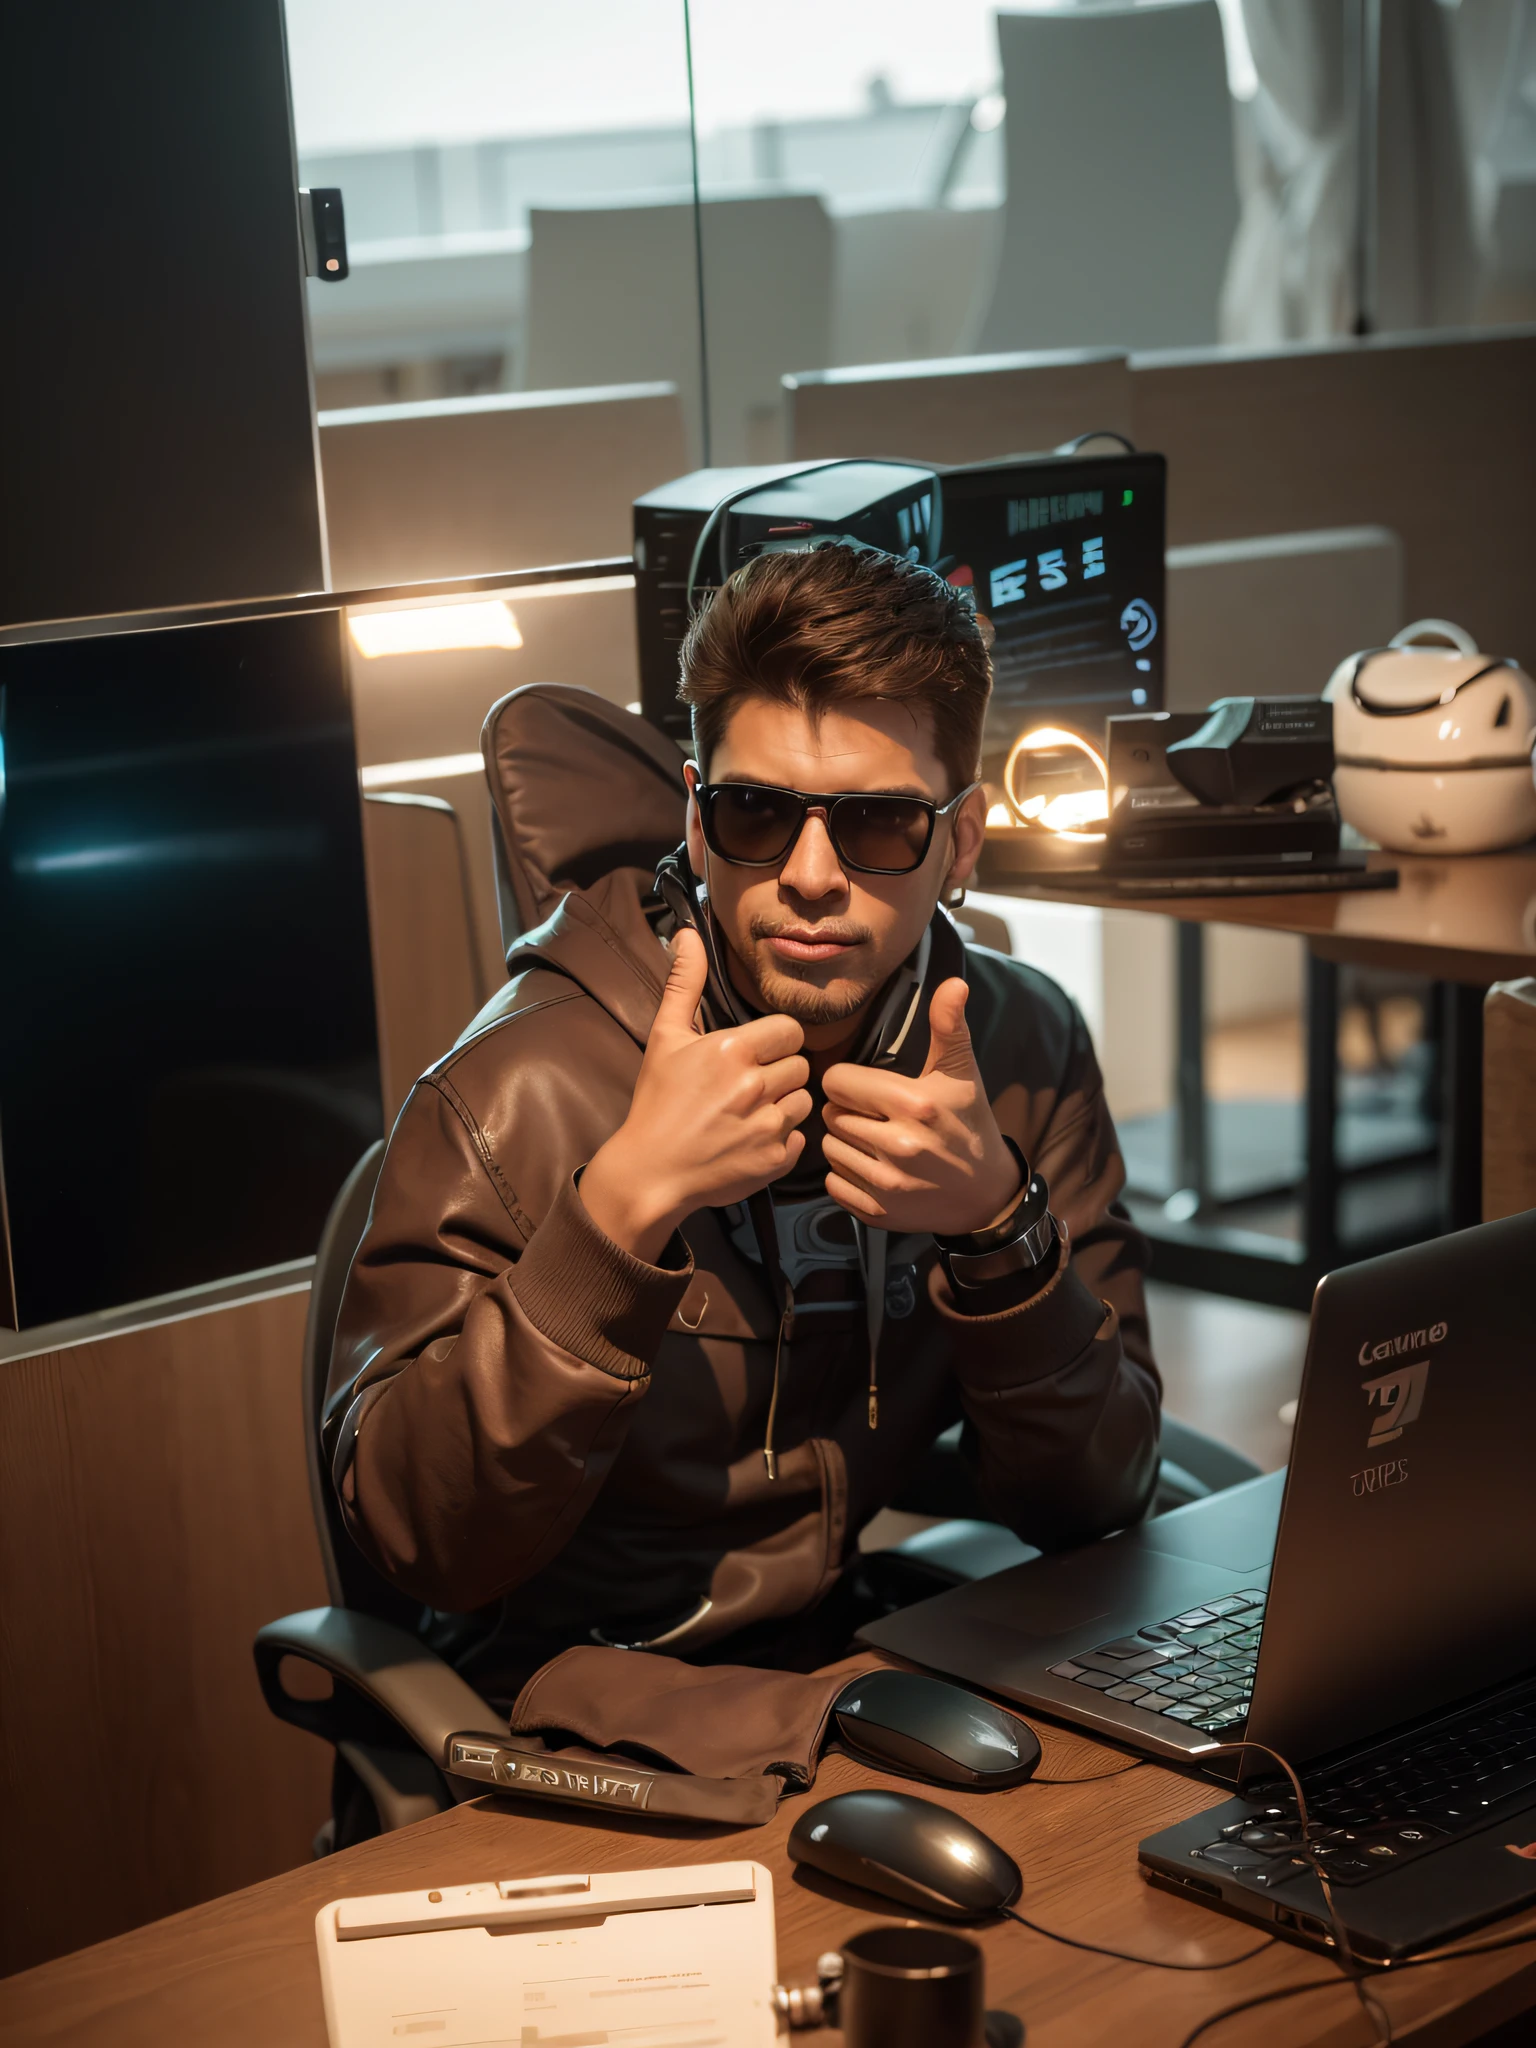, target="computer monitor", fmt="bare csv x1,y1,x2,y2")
939,451,1165,757
0,602,381,1328
634,450,1166,761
